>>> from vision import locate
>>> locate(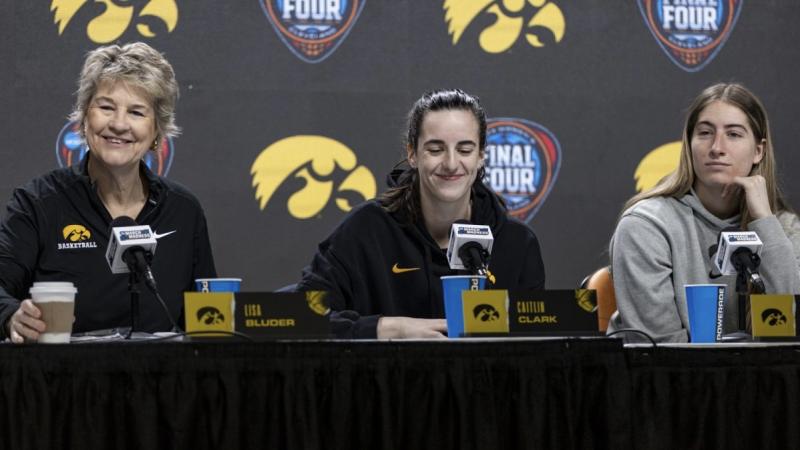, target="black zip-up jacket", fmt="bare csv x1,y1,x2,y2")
0,155,217,338
298,177,545,338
